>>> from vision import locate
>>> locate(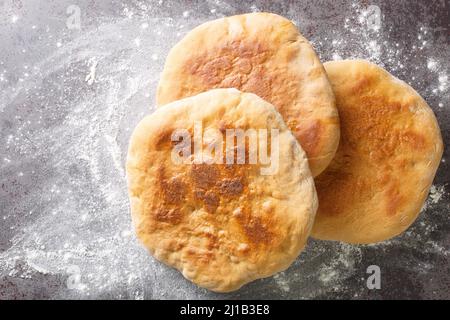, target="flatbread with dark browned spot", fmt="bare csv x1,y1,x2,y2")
127,89,317,292
157,12,339,177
